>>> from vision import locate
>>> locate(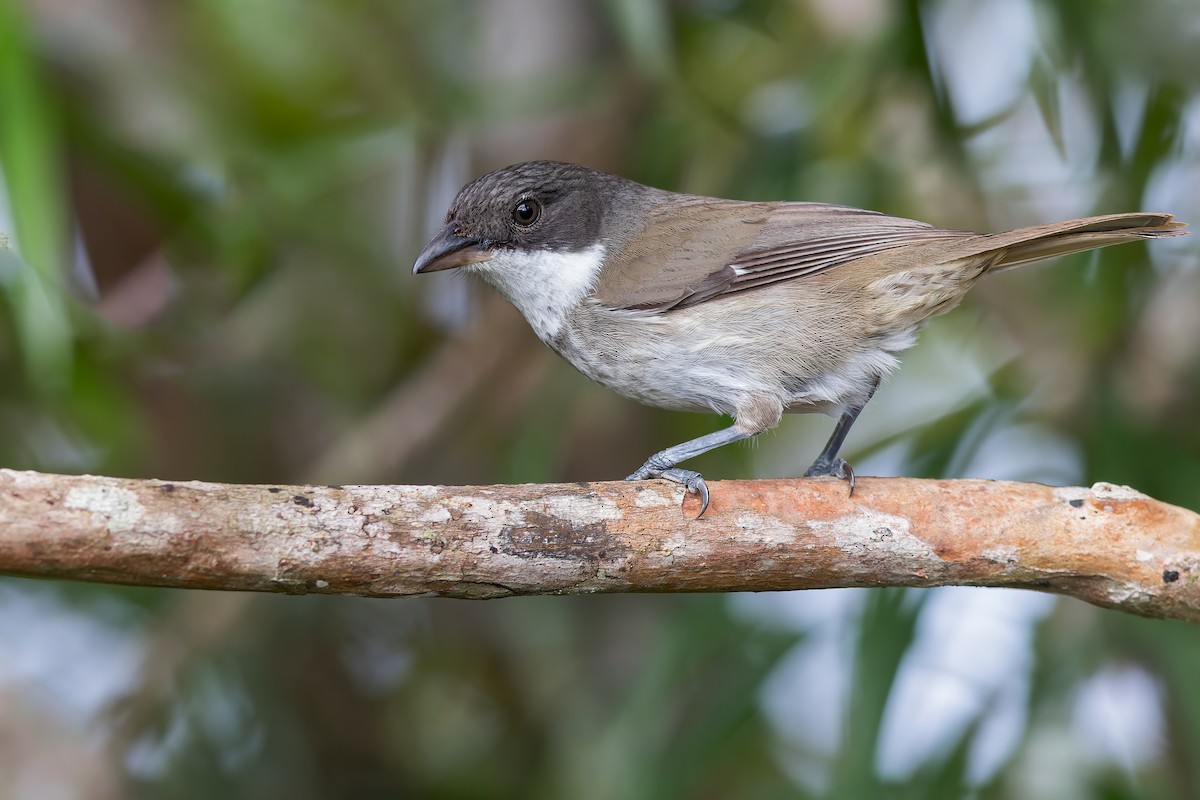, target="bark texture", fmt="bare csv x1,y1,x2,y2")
1,469,1197,621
